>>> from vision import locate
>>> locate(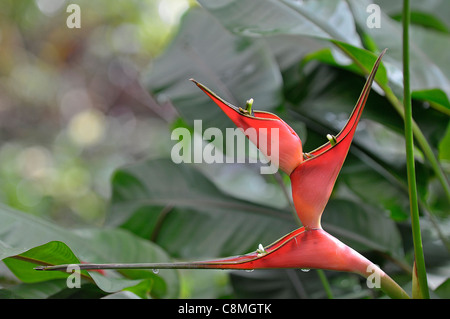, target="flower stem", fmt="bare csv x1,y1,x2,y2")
316,269,333,299
334,42,450,200
372,265,411,299
402,0,429,299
